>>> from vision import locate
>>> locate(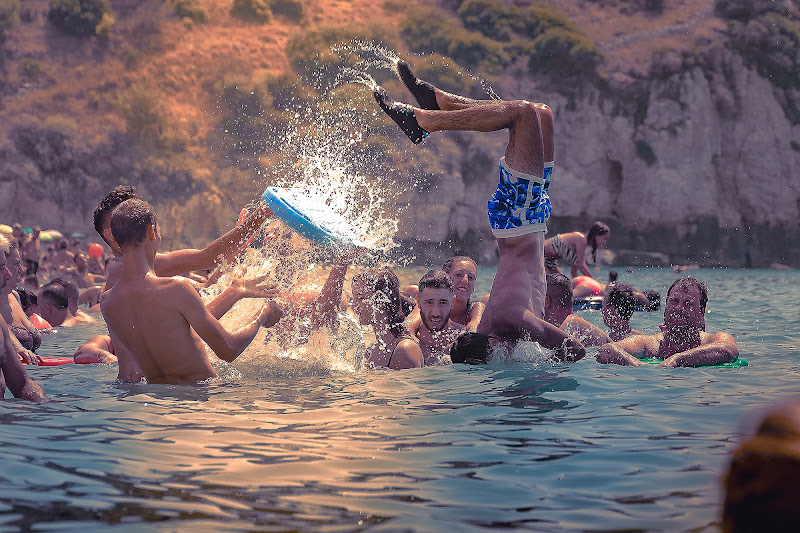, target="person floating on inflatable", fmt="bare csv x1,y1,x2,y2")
374,59,583,363
596,276,739,367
